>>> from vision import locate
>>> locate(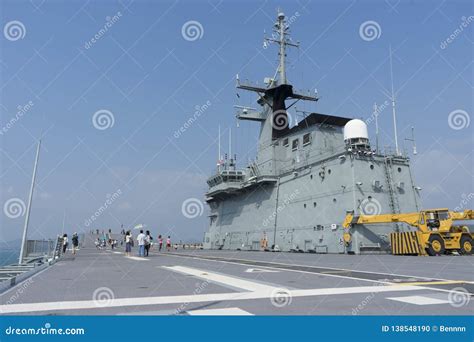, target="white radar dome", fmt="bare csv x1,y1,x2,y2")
343,119,369,141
